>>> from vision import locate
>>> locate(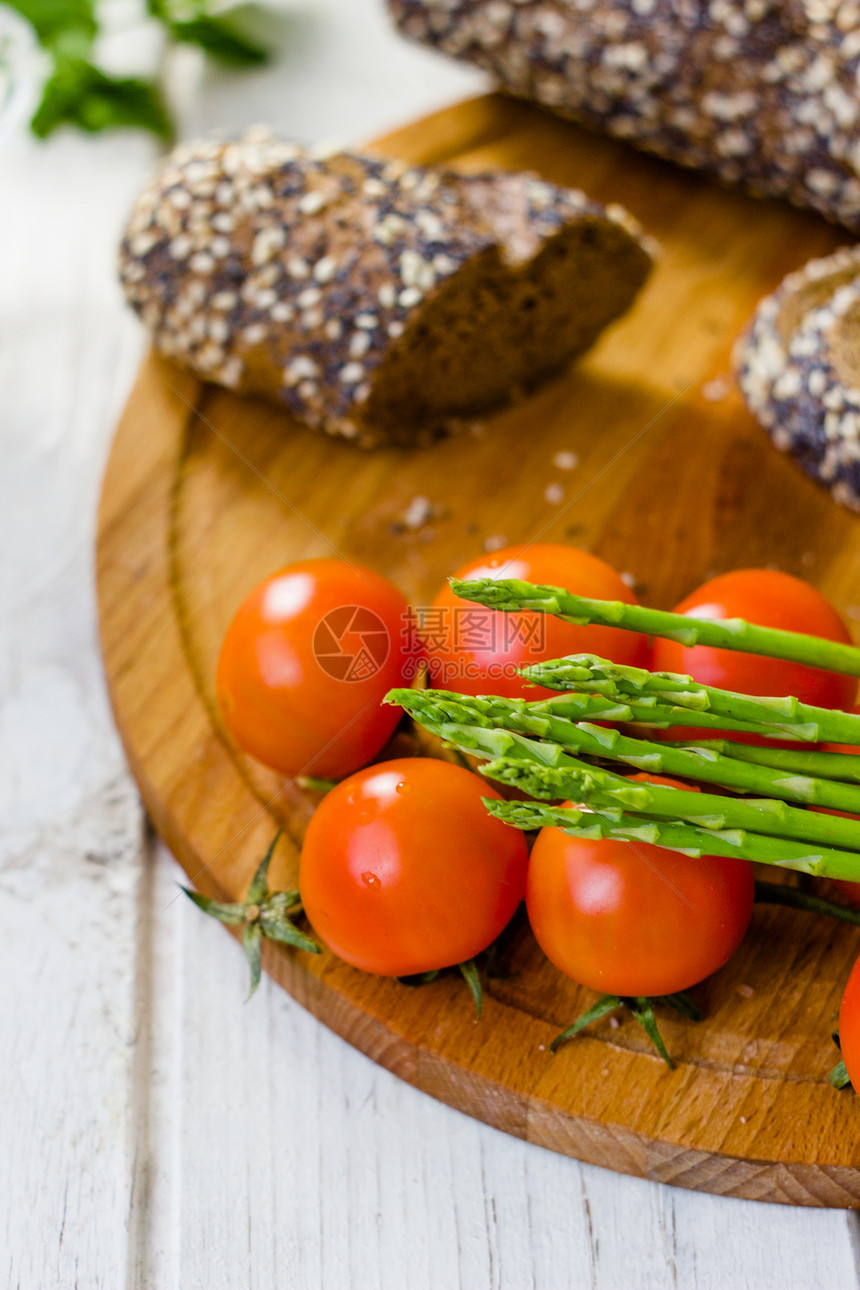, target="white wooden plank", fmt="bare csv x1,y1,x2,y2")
0,123,153,1289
